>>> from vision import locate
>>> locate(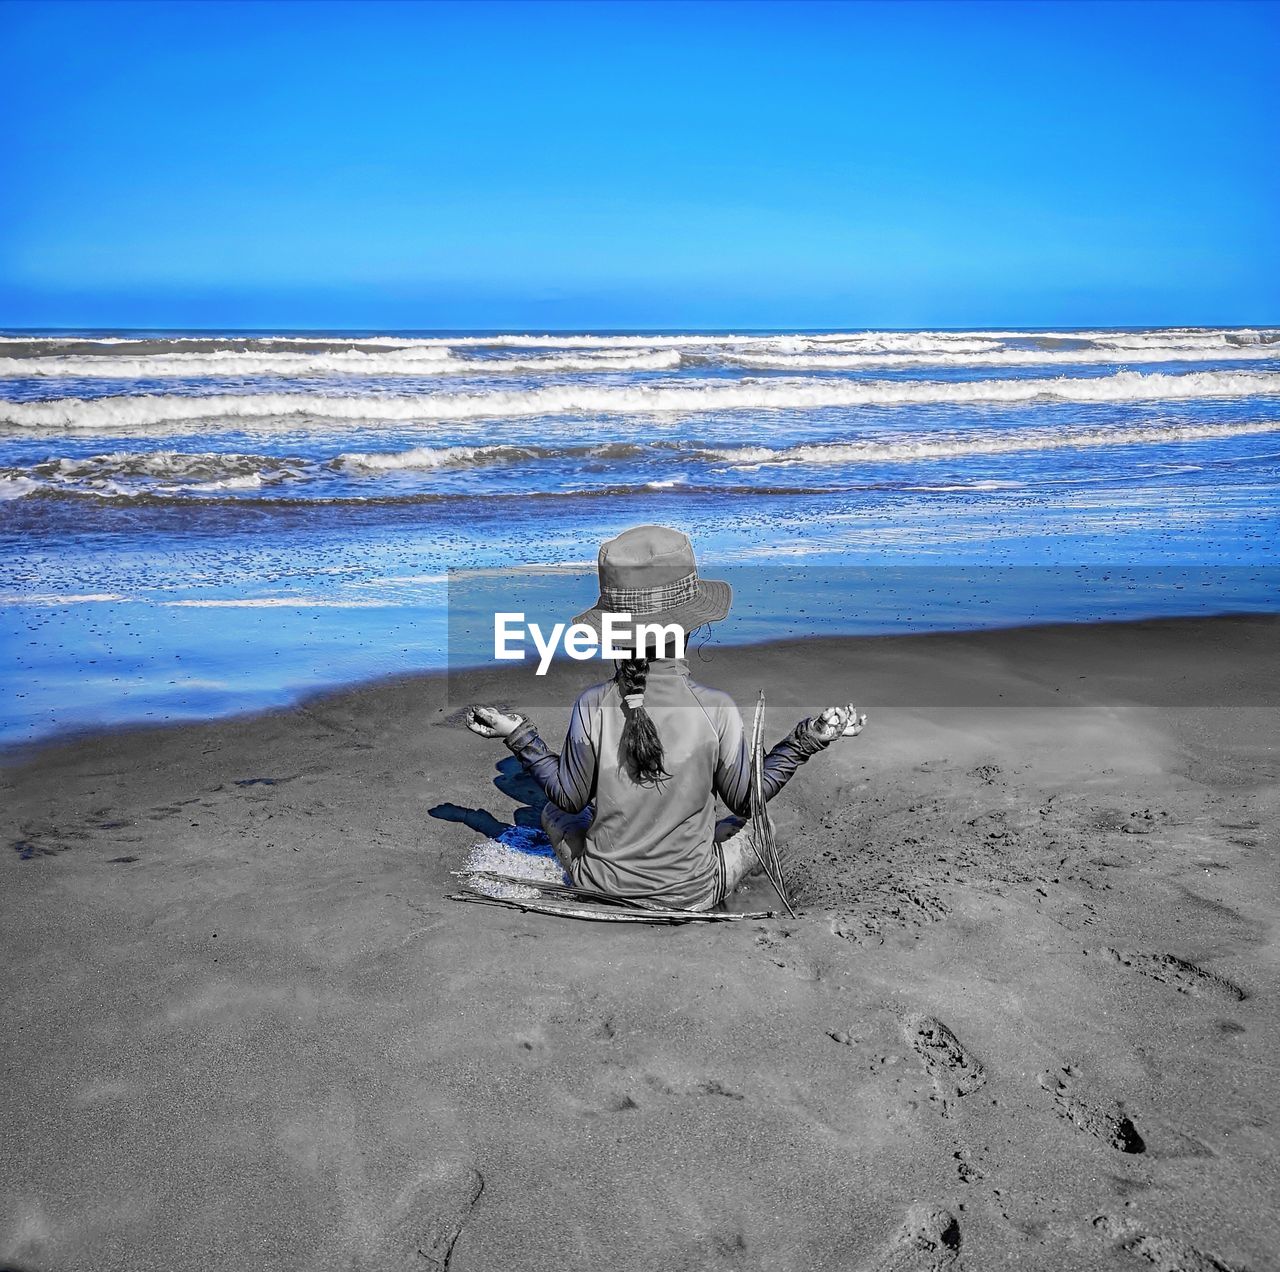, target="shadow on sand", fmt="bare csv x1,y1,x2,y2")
427,756,546,840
